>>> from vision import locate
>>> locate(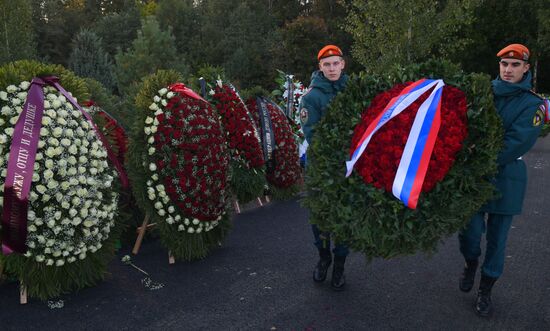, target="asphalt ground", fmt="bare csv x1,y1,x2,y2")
1,137,549,330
